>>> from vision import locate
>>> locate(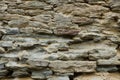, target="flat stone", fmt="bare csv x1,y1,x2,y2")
32,14,52,23
54,27,79,36
72,17,94,26
49,50,88,60
25,10,43,16
27,60,49,67
18,1,48,9
5,61,30,69
98,59,120,65
0,41,13,48
49,61,96,73
8,18,29,27
33,28,53,34
86,0,106,5
74,72,120,80
48,76,70,80
7,9,25,15
70,41,117,60
12,70,30,77
78,31,105,41
44,43,69,53
88,49,117,60
97,66,118,72
6,28,20,35
32,70,53,79
57,4,109,18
